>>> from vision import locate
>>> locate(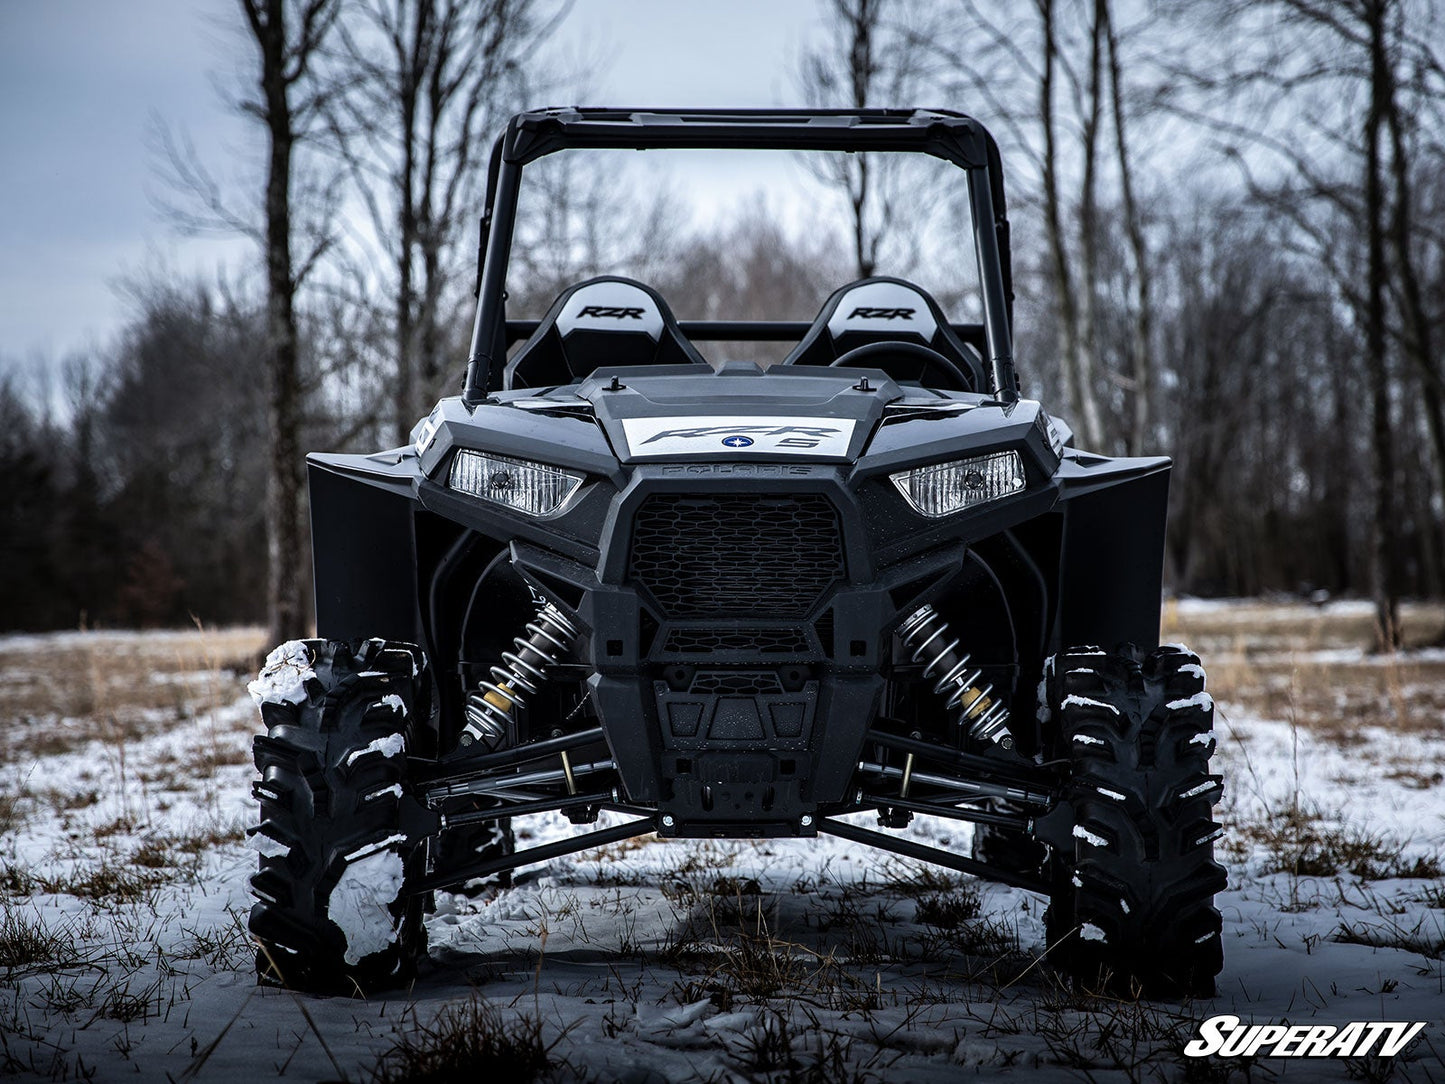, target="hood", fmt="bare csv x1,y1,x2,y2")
576,362,908,463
